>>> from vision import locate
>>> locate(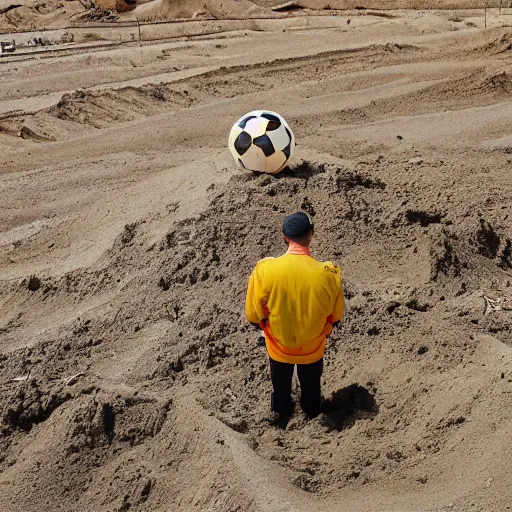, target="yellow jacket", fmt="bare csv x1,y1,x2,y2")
245,250,344,364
